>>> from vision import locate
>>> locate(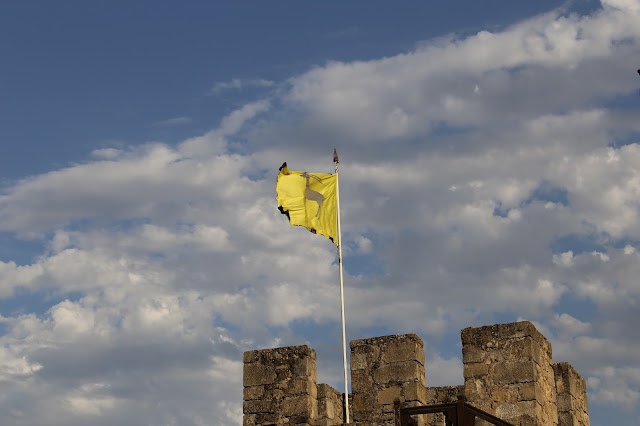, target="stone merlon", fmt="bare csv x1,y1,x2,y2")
243,321,589,426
